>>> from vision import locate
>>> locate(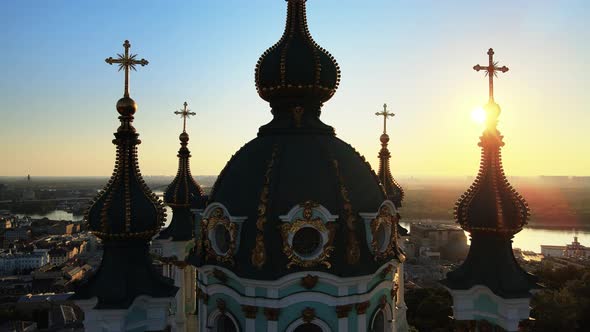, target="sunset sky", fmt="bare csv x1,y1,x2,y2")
0,0,588,177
